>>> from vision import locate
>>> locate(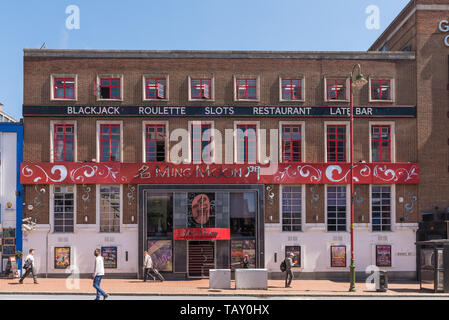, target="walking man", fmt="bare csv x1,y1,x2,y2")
285,252,294,288
19,249,38,284
143,251,153,282
92,249,109,300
